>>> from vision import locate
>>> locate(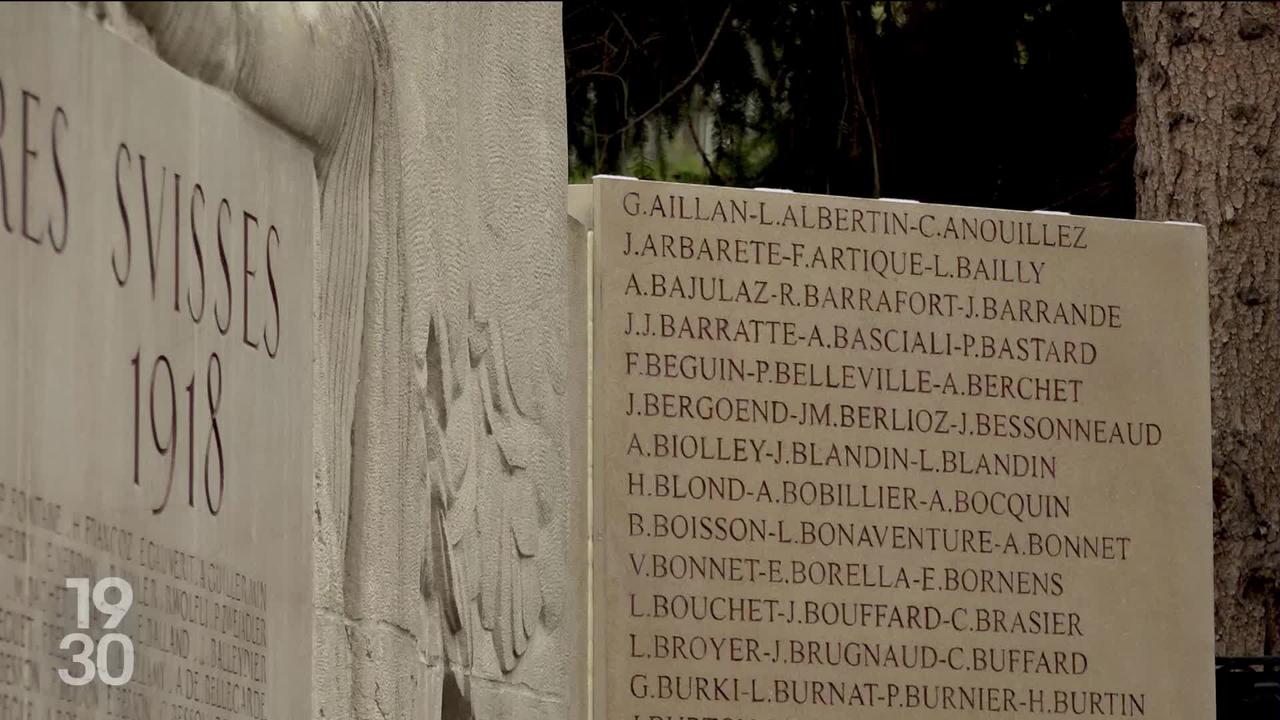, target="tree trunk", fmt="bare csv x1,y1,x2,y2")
1126,2,1280,655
